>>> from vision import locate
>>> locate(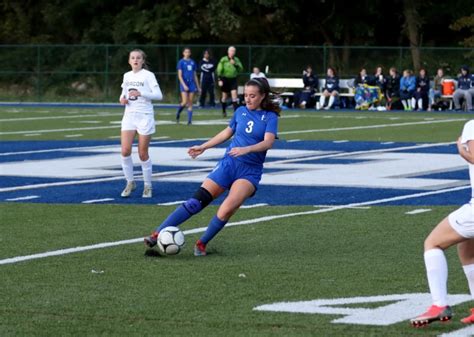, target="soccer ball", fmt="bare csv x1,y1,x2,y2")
157,226,185,256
